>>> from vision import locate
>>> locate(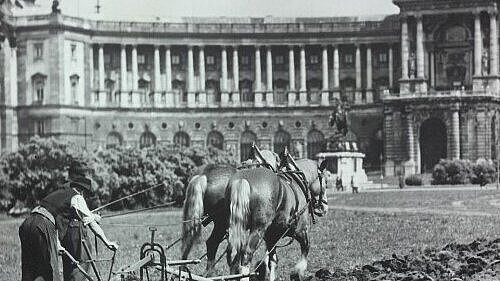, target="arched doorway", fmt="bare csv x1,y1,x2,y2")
274,130,291,156
420,118,447,172
240,130,257,162
106,131,123,149
173,131,190,148
207,130,224,150
307,130,325,159
140,131,156,148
